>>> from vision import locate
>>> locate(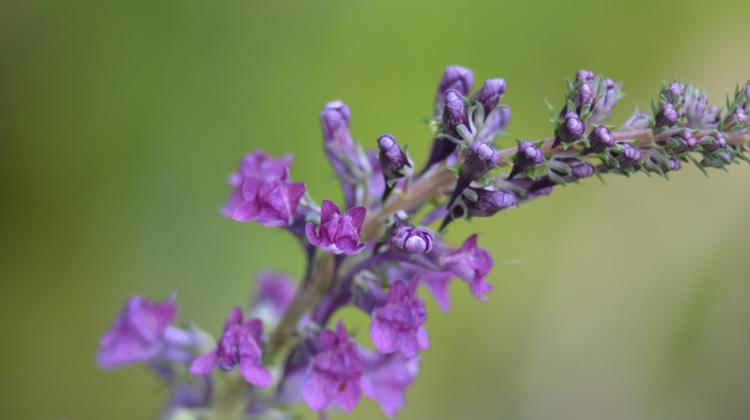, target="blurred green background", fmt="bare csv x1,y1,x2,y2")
2,0,749,419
